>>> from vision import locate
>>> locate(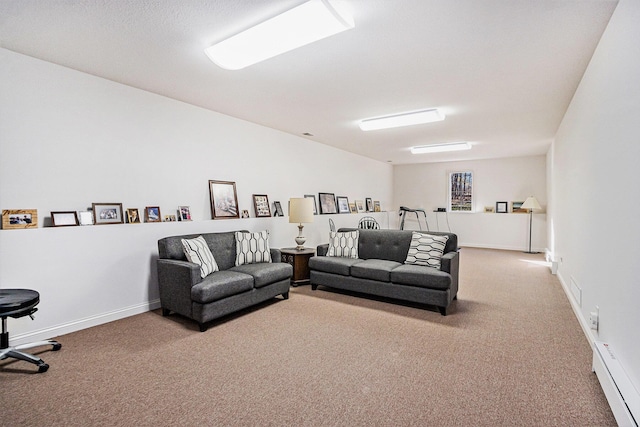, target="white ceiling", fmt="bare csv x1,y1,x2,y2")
0,0,618,164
